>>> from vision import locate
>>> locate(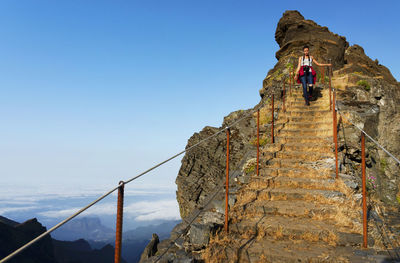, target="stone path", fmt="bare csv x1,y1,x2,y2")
202,86,384,262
